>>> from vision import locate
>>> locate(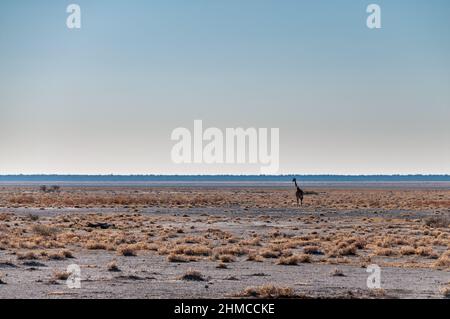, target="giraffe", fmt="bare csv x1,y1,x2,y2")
292,178,304,207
